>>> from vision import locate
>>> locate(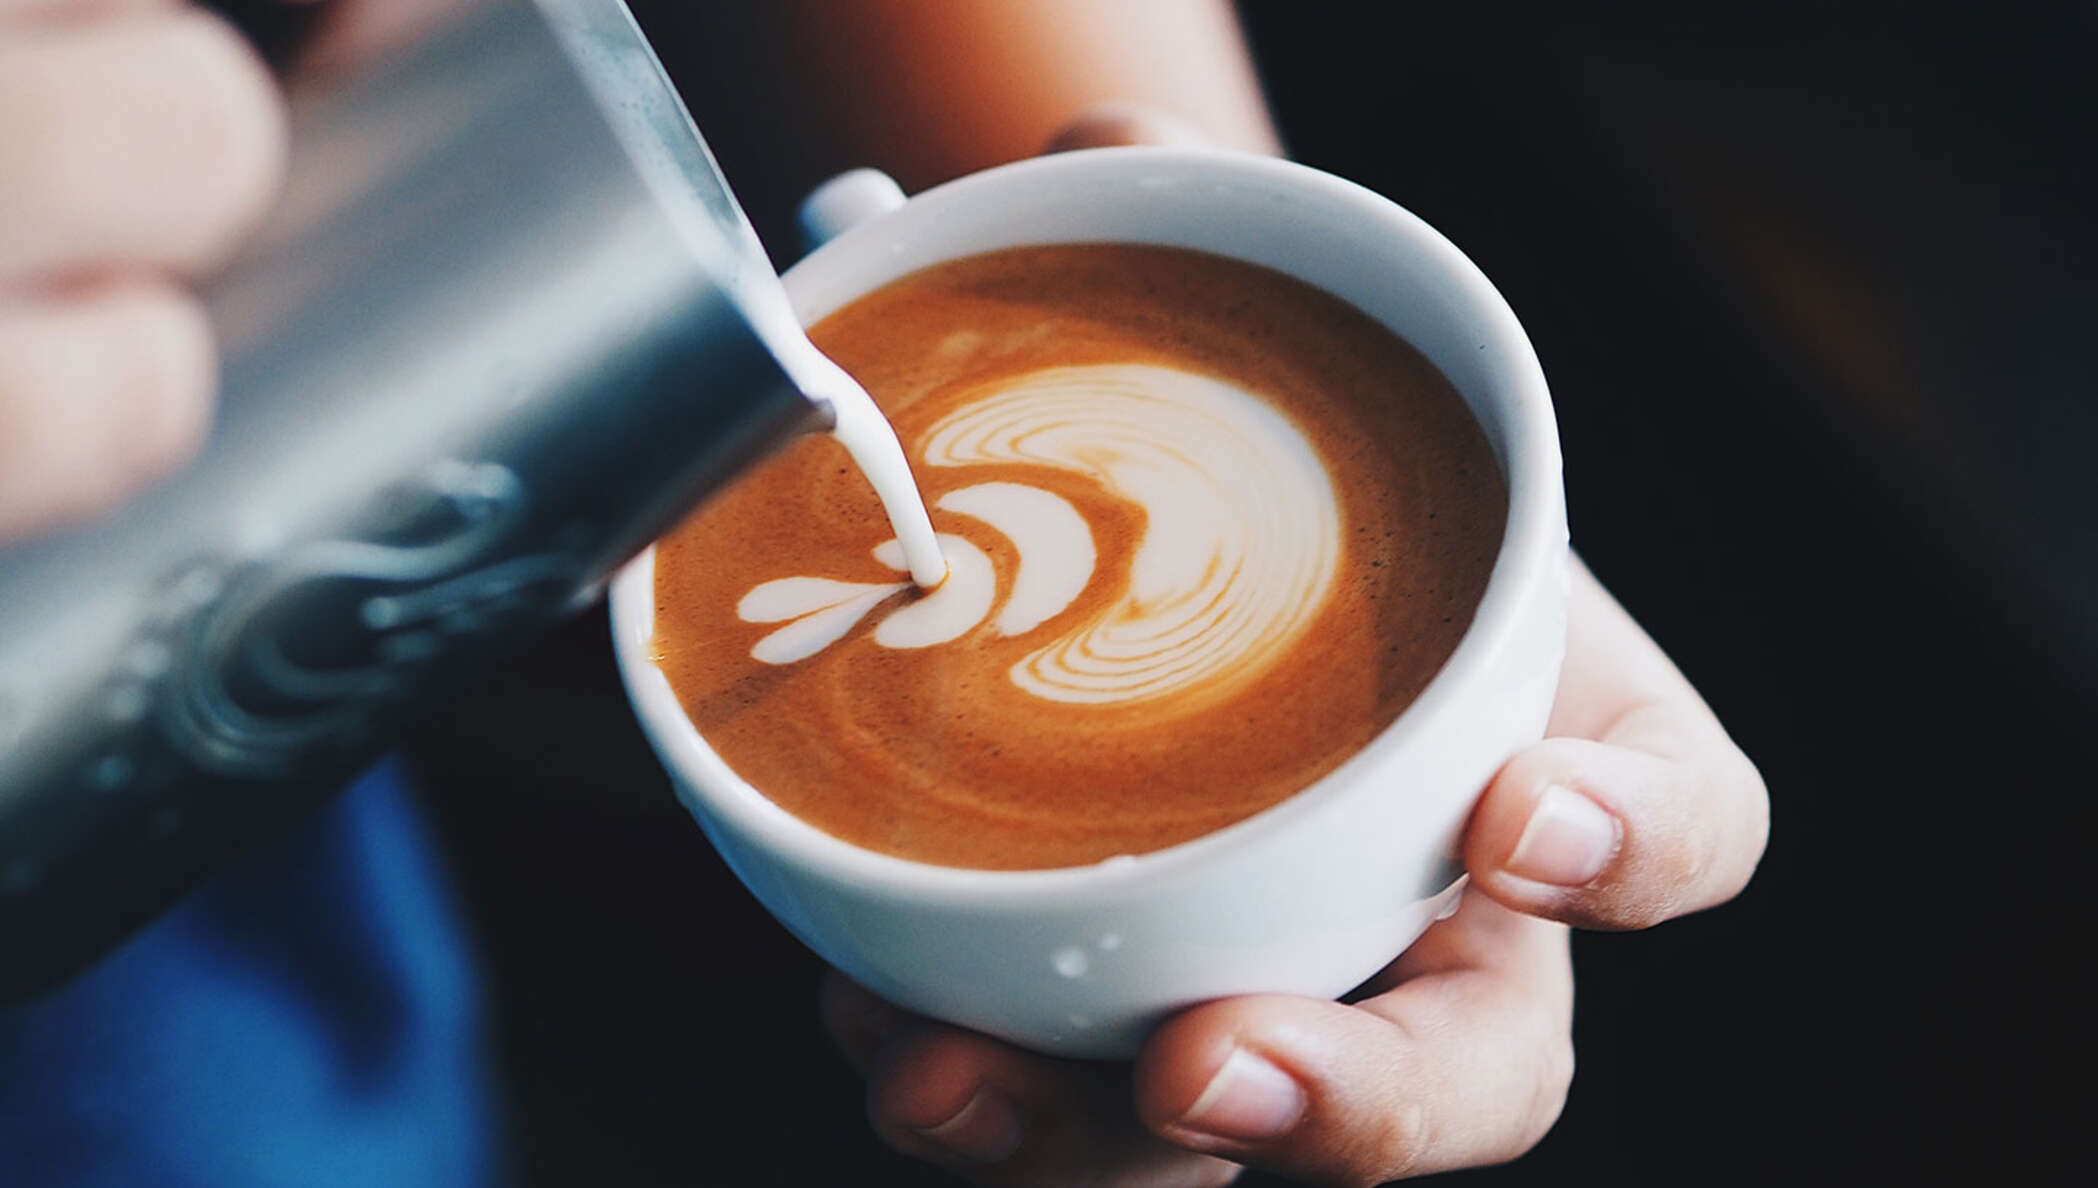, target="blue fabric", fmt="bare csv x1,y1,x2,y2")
0,760,498,1187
